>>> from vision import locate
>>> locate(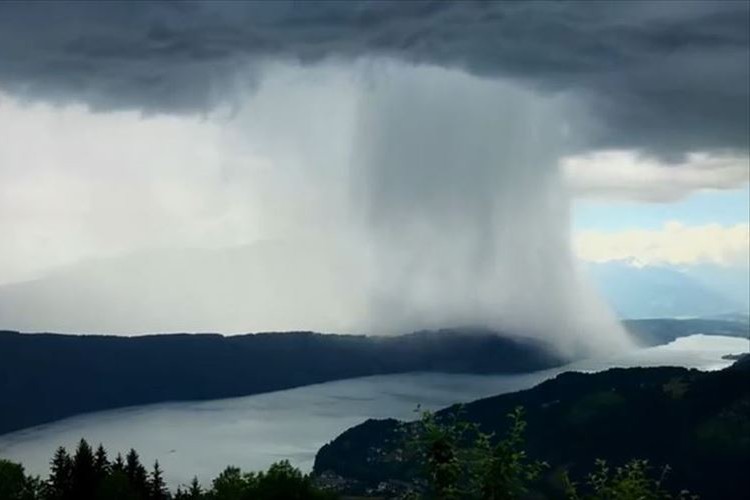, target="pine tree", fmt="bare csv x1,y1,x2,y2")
72,438,96,500
47,446,73,500
0,459,33,500
98,469,137,500
93,444,110,478
112,453,125,473
125,448,148,495
149,460,168,500
187,476,203,499
175,477,202,499
210,466,247,499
